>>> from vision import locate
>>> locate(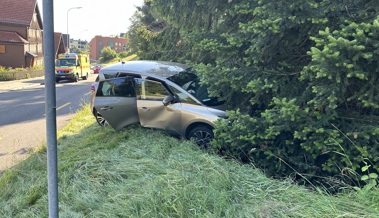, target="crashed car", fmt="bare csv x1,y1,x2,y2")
90,60,226,147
